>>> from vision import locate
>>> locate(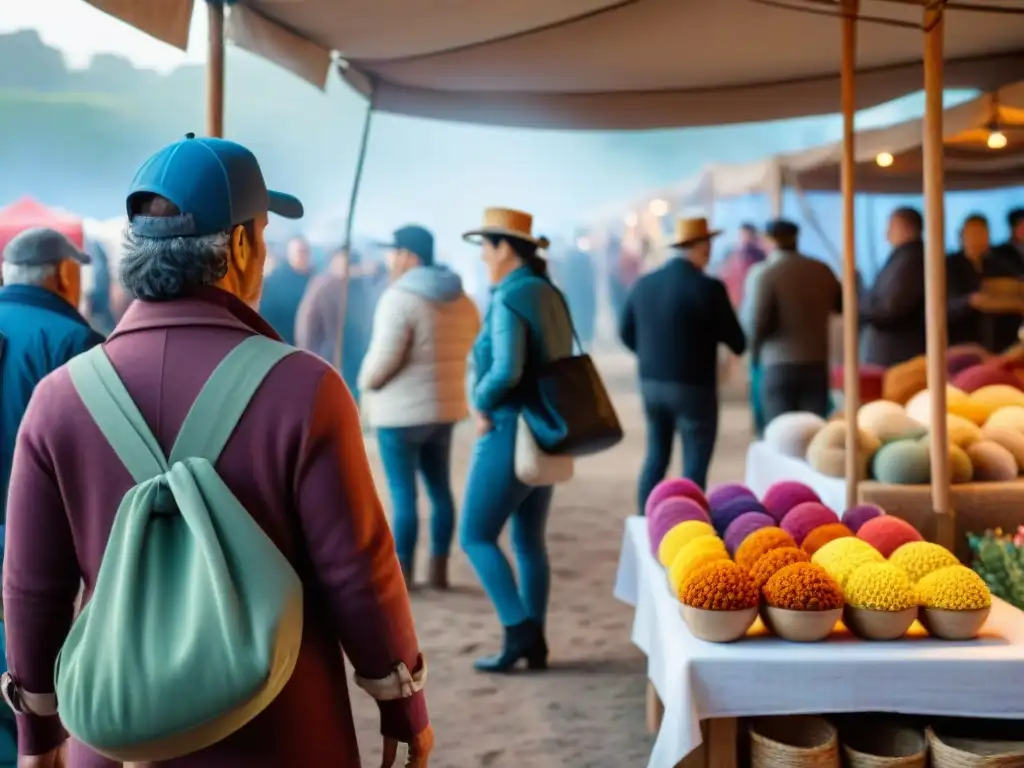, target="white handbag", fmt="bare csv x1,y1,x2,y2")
515,415,574,486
